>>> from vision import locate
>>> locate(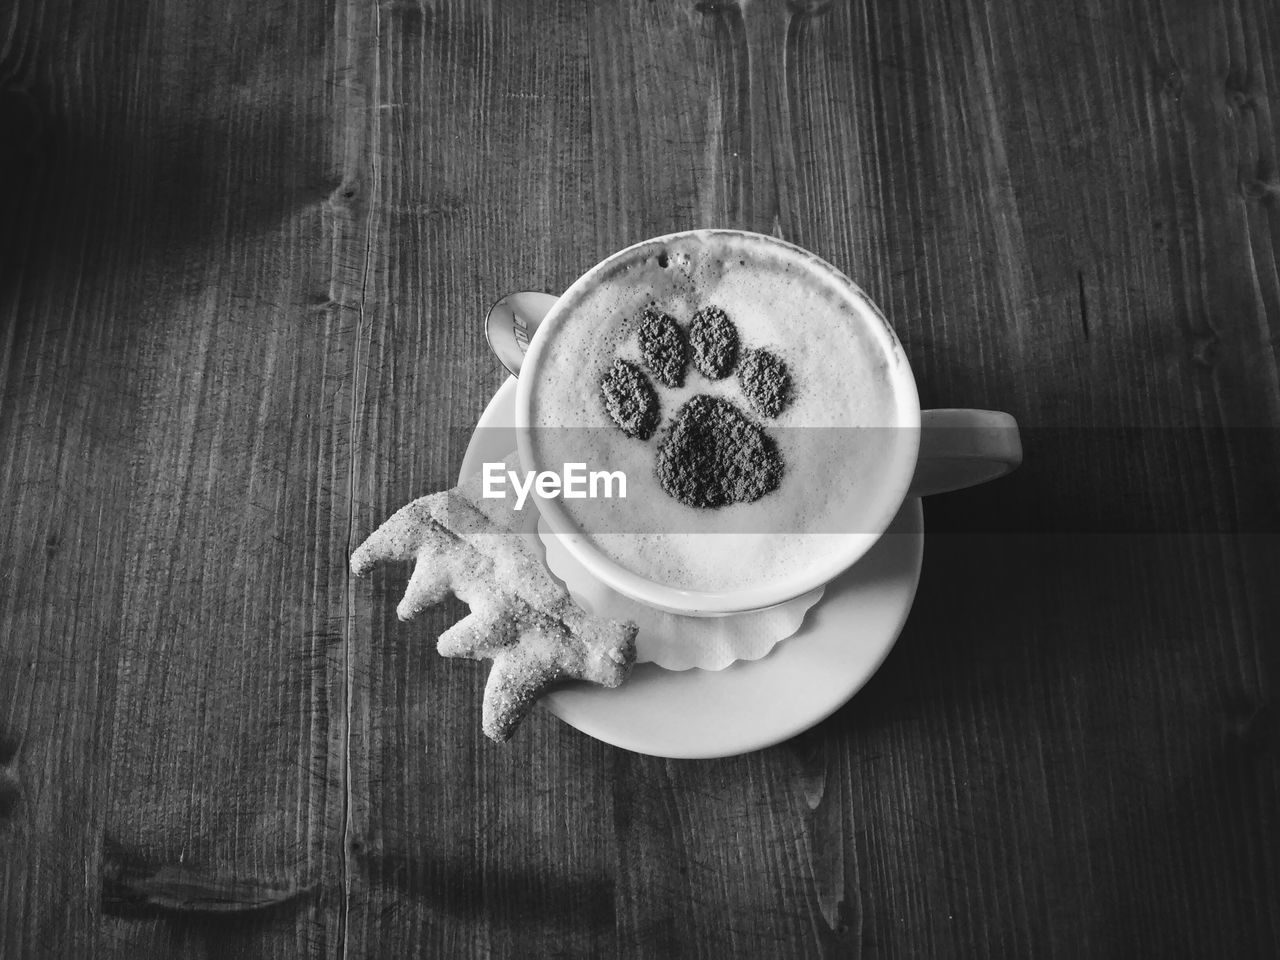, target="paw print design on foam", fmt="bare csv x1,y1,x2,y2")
600,306,793,508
